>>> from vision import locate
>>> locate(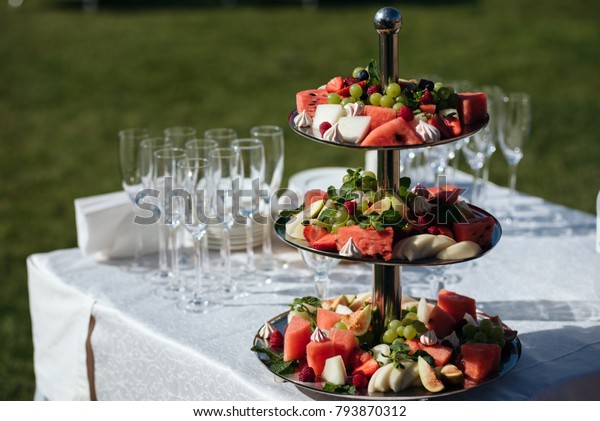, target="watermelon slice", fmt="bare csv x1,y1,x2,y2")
330,329,358,369
311,233,338,252
438,289,477,321
442,115,462,136
364,105,397,131
316,308,342,331
351,357,380,378
427,185,462,205
336,225,395,260
304,225,329,246
296,89,329,118
283,316,312,362
406,338,453,367
452,216,495,248
361,117,423,147
419,104,437,114
426,305,456,338
428,114,454,139
458,92,488,126
306,339,336,376
460,343,501,381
